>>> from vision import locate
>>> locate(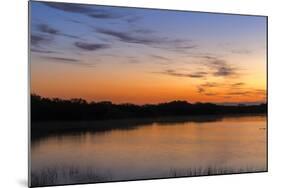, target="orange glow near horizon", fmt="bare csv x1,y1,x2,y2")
30,3,266,105
31,54,266,105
